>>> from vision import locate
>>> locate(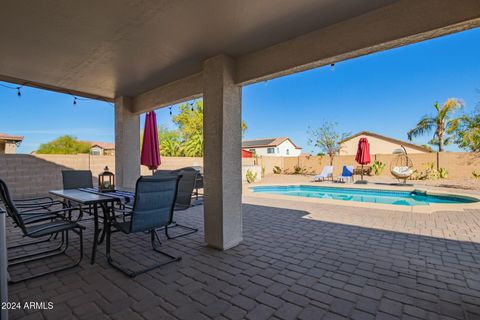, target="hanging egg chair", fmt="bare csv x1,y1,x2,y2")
390,146,414,184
